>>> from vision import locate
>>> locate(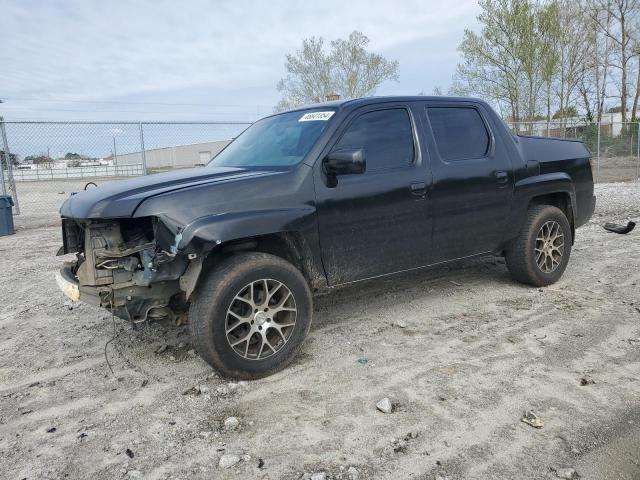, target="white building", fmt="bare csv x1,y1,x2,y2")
115,140,231,170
